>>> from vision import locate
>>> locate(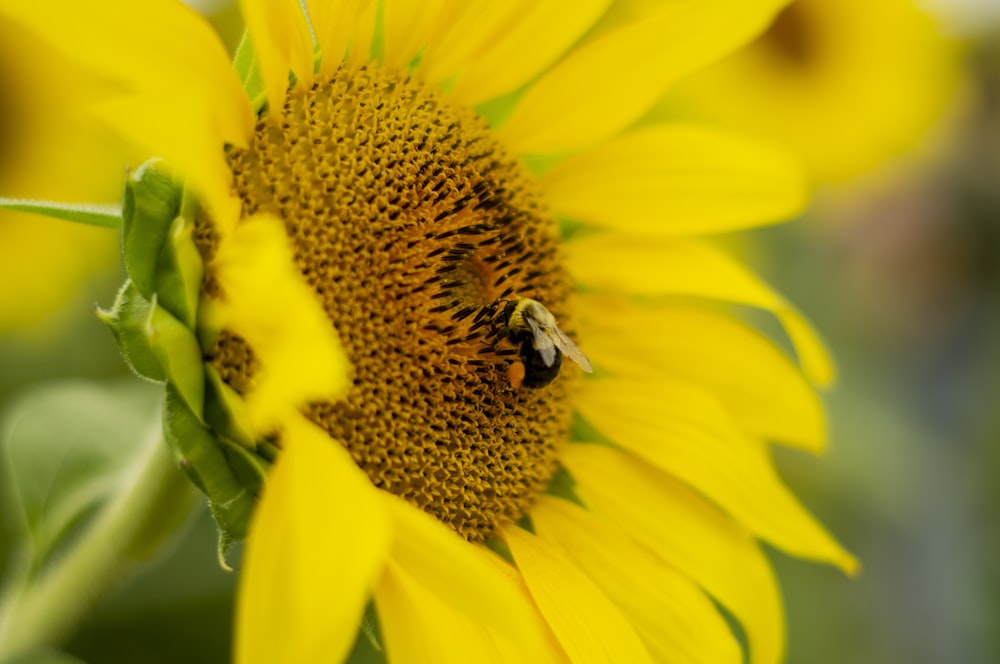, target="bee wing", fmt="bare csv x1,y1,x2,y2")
525,318,559,367
551,326,593,373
